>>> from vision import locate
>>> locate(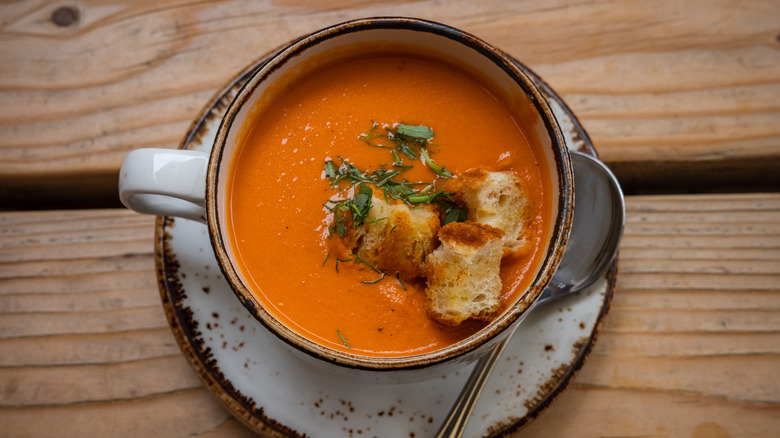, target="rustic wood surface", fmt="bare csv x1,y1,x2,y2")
1,194,779,437
1,0,779,437
0,0,779,209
